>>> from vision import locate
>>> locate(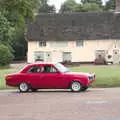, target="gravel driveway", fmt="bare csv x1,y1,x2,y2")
0,88,120,120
